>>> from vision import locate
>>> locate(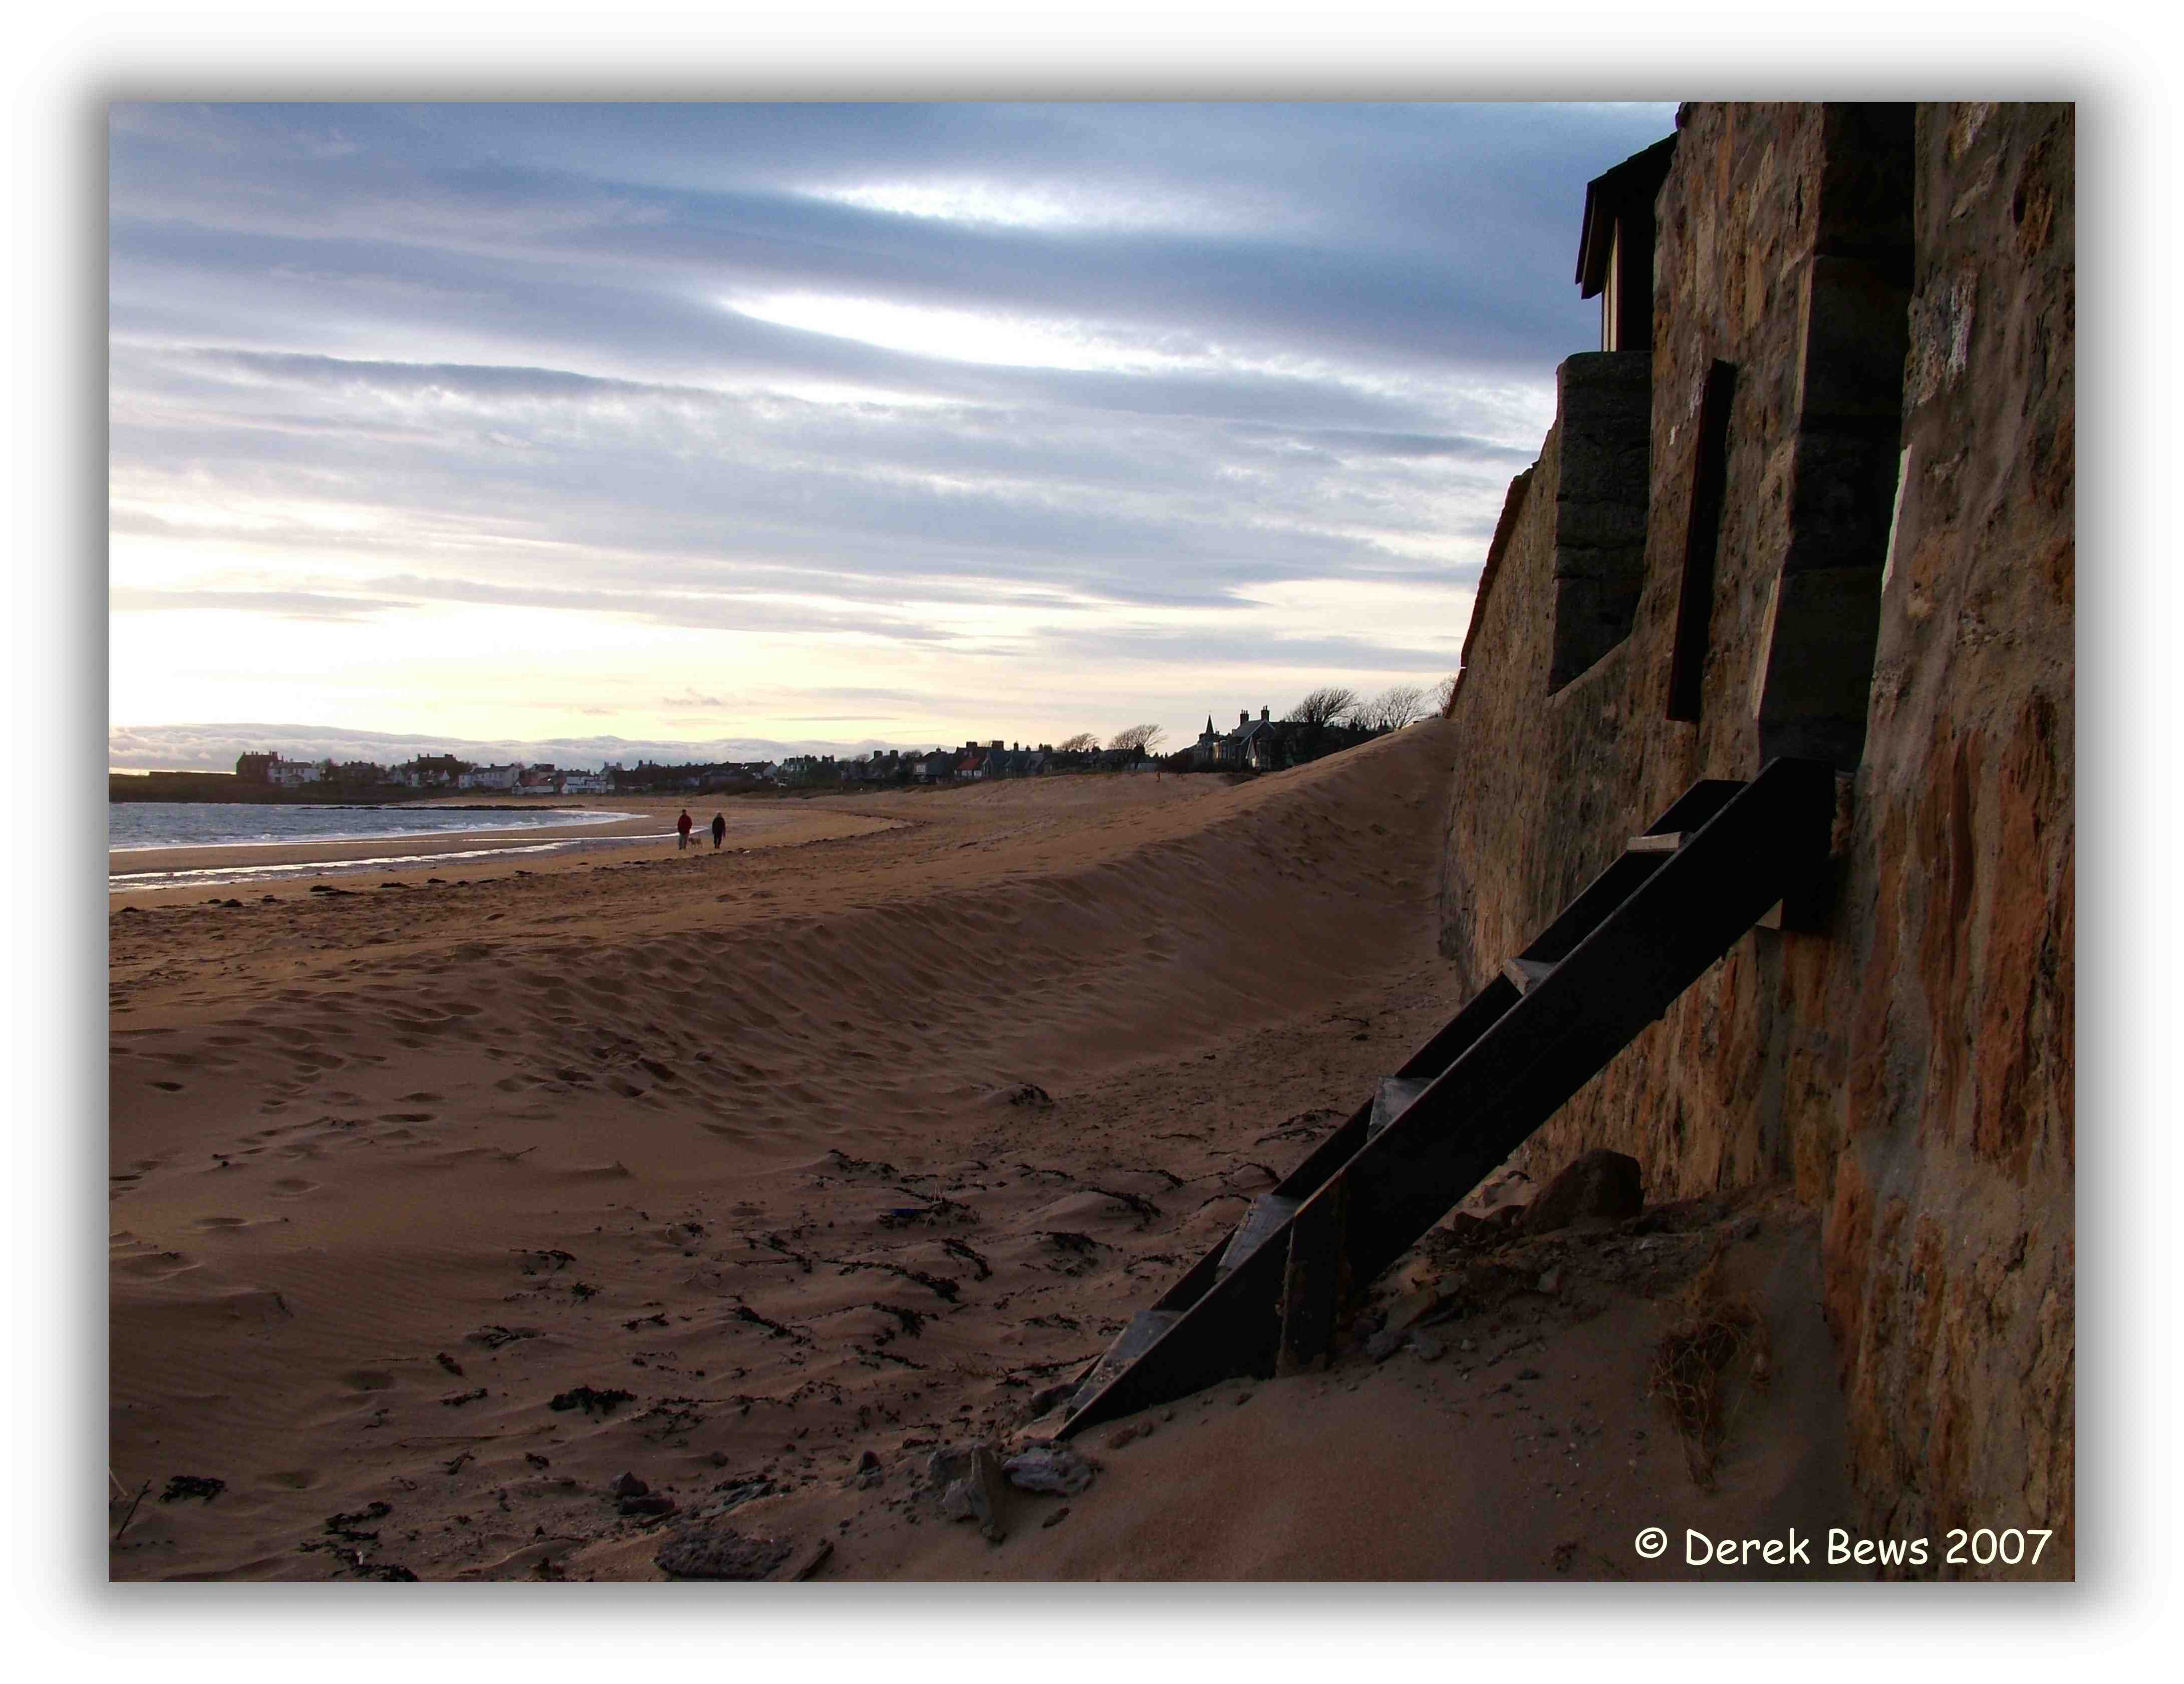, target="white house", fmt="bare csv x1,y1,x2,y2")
267,756,325,787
